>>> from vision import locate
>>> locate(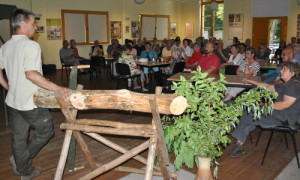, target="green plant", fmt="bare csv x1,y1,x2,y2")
163,67,277,177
